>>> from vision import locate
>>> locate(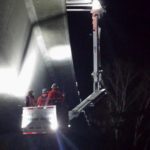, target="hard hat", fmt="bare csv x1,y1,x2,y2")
28,90,33,95
51,83,58,89
42,88,47,94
